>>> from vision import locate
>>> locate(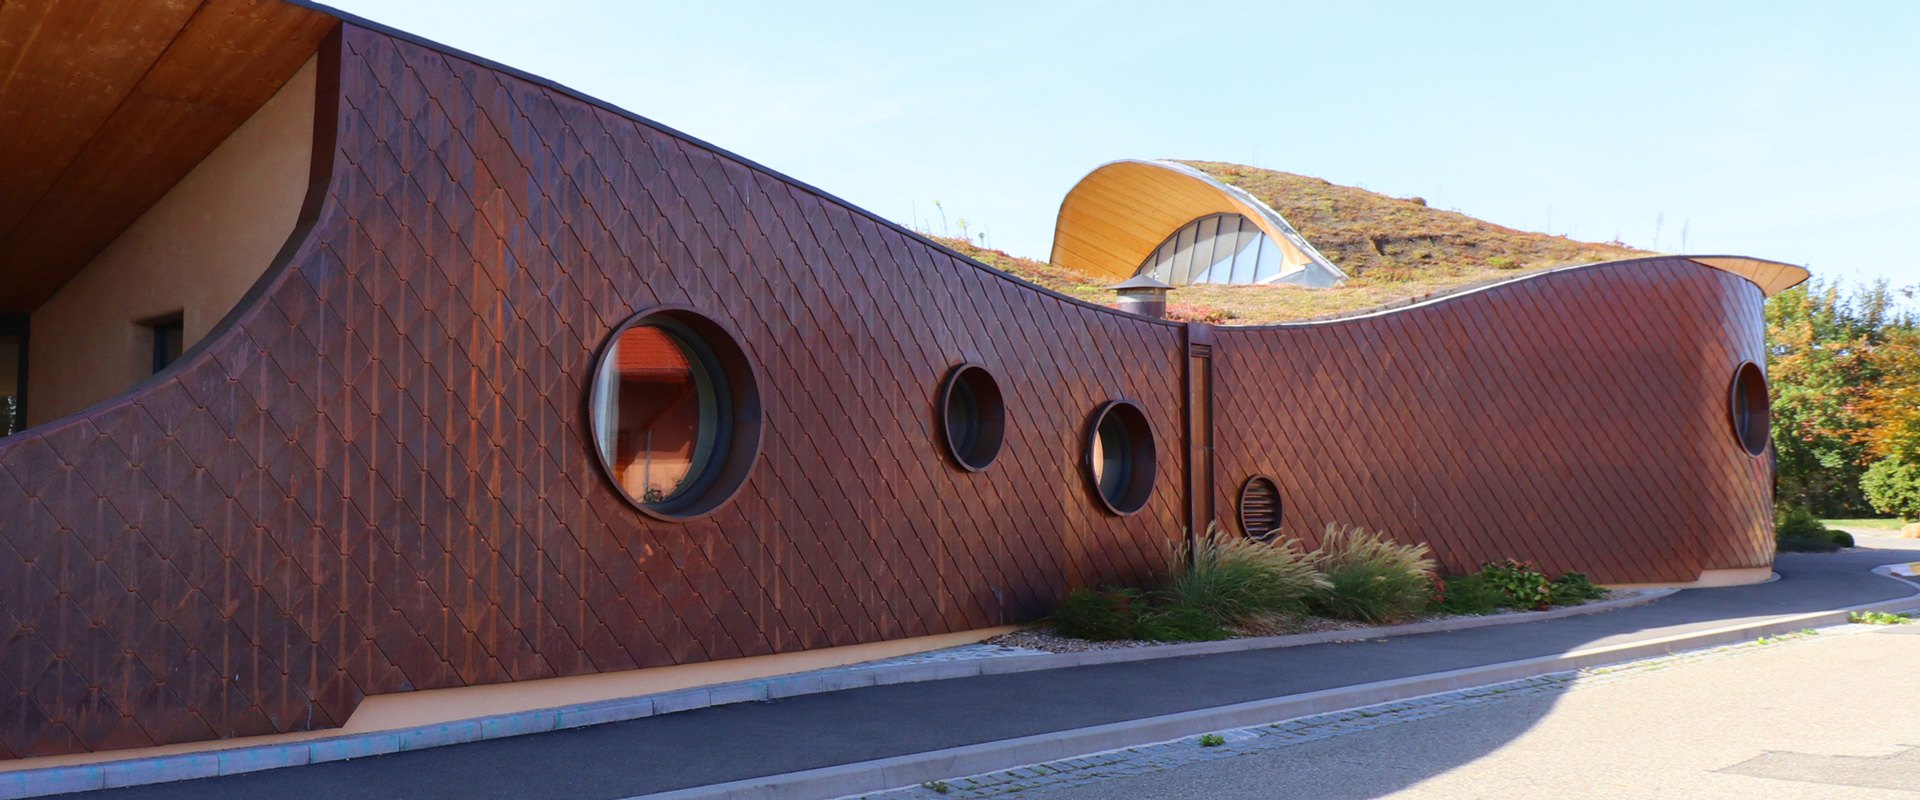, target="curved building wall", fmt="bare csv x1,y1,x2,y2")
1209,261,1774,582
0,23,1774,760
26,58,318,425
0,27,1184,758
